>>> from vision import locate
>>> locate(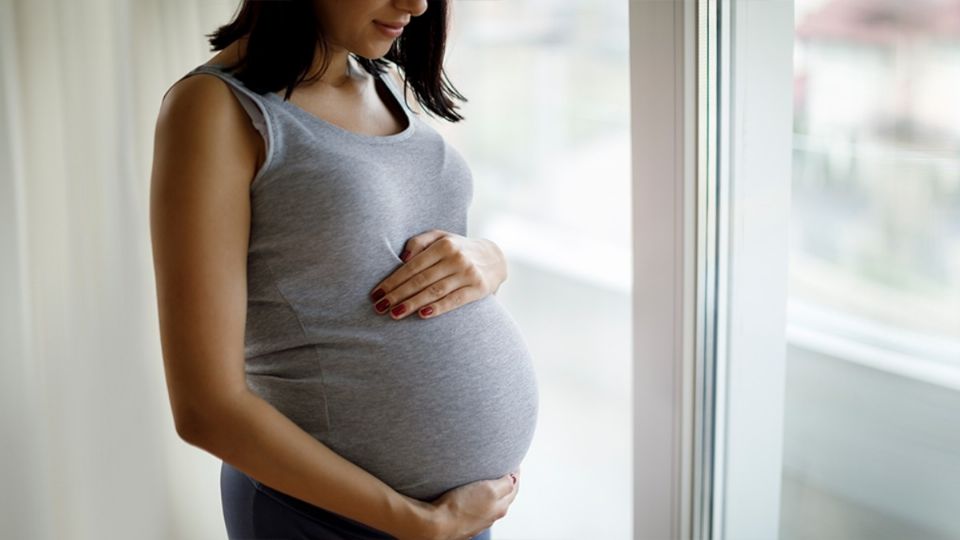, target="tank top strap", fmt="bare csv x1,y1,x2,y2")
182,64,273,121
